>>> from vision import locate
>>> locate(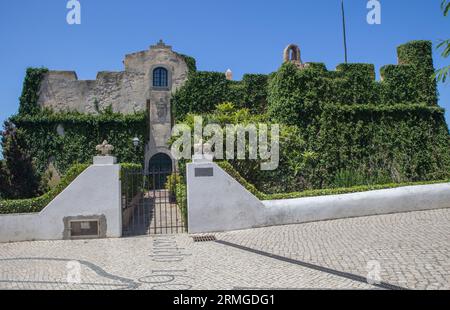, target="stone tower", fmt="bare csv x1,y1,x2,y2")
136,40,190,171
37,40,190,172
